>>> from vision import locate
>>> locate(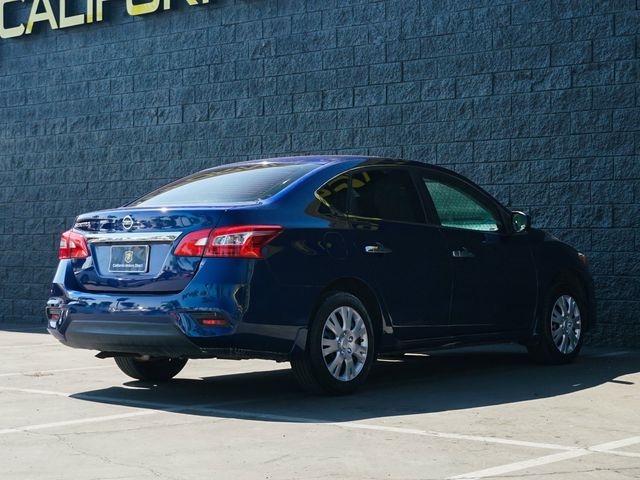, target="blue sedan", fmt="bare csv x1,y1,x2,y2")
46,156,595,394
